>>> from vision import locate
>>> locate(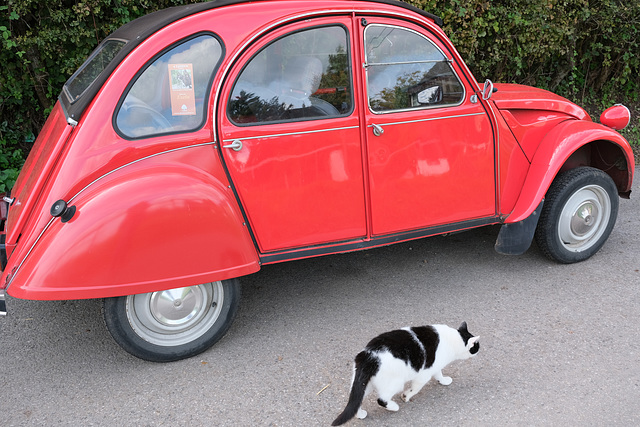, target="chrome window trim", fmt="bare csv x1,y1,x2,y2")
212,8,446,137
363,24,466,114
